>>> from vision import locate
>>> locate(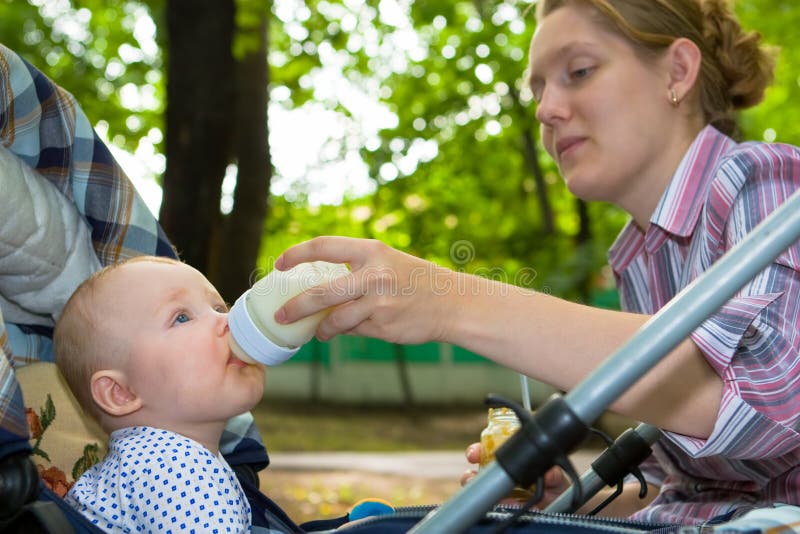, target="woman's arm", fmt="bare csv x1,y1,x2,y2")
275,237,722,438
446,270,722,438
